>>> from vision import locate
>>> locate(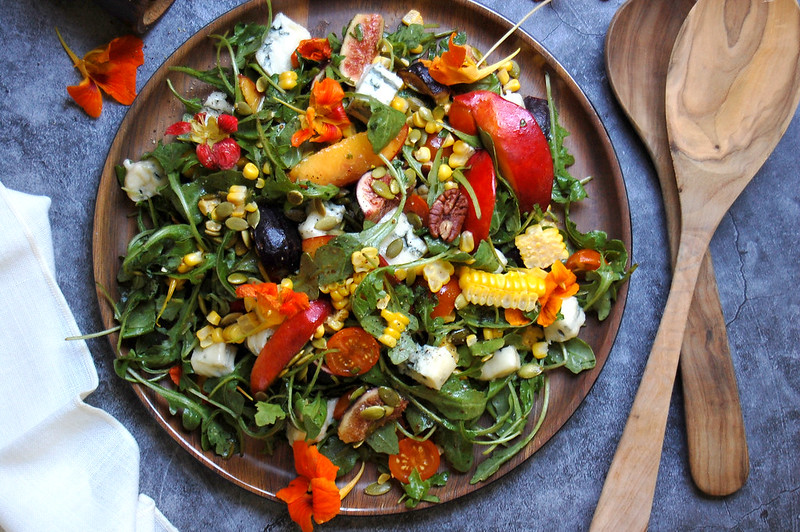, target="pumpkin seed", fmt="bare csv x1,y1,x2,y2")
285,208,305,222
225,217,250,232
418,106,434,122
349,386,366,402
377,473,391,484
385,238,404,259
314,215,340,231
256,76,270,92
378,387,400,407
389,179,401,195
406,212,422,231
364,482,392,496
371,166,388,179
287,189,304,205
246,209,260,228
235,101,253,115
370,179,395,200
227,272,249,285
518,363,543,379
213,201,235,219
313,198,326,216
360,405,386,421
382,405,395,417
